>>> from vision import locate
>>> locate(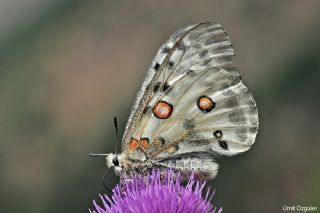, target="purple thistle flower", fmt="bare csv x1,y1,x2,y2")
90,169,222,213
